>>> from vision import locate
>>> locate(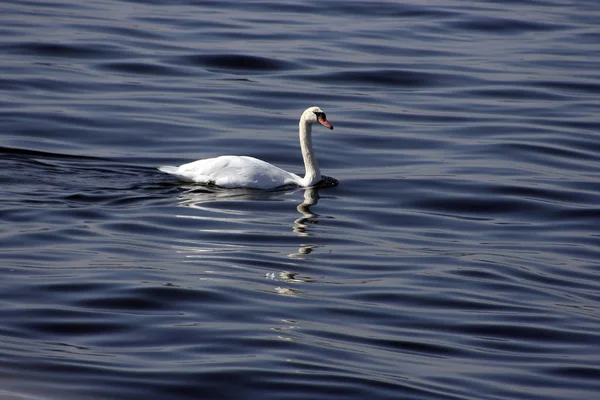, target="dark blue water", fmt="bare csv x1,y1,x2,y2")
2,0,600,399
